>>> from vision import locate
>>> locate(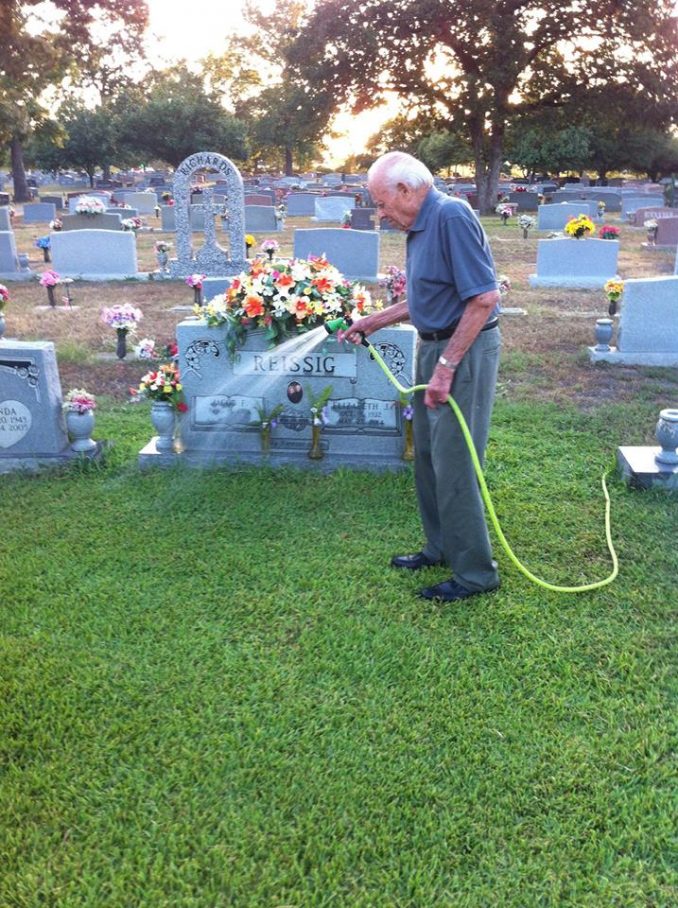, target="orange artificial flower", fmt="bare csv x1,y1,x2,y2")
244,295,264,318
